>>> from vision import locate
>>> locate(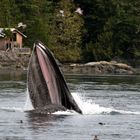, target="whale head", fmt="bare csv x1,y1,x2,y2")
27,41,82,114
